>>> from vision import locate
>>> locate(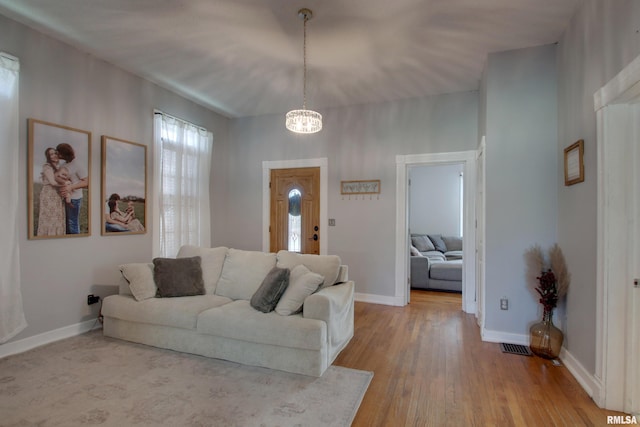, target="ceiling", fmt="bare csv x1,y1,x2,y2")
0,0,582,118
